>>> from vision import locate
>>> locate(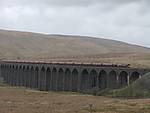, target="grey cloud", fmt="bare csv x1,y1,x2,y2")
0,0,146,7
0,0,150,47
